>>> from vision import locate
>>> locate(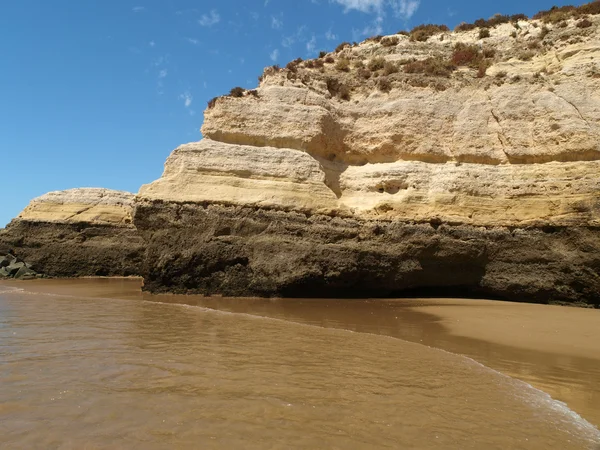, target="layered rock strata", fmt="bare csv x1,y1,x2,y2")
0,189,144,277
138,16,600,305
